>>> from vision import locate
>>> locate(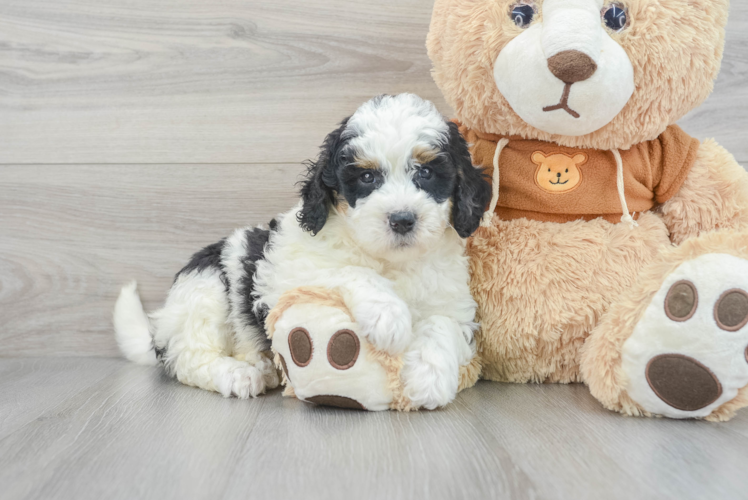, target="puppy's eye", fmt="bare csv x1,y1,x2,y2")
417,167,434,180
602,3,628,32
360,172,376,184
510,4,536,28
